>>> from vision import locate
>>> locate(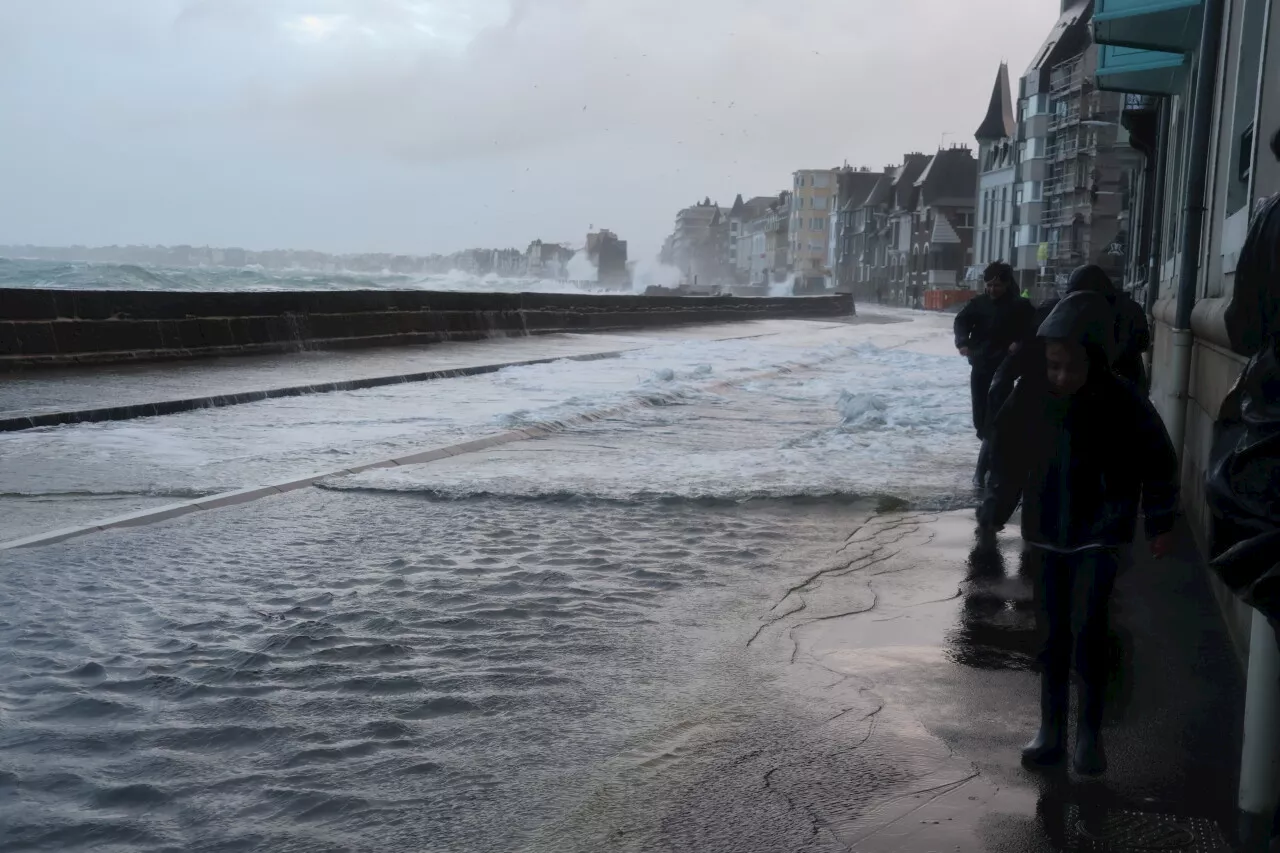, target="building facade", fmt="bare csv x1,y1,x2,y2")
1087,1,1280,836
851,169,896,302
743,191,792,287
1040,45,1138,290
974,63,1020,283
908,146,978,295
670,199,730,287
1090,0,1279,644
586,229,629,288
525,240,574,280
728,194,779,283
1013,2,1092,296
790,169,839,291
831,168,884,295
885,154,933,304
